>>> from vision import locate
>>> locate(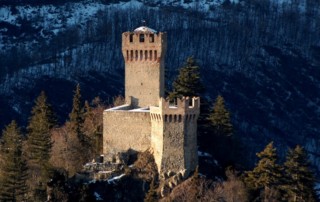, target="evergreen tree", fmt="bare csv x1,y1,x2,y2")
27,91,55,163
0,121,28,202
26,91,55,200
68,83,84,142
282,145,317,202
245,142,283,201
209,95,233,137
169,57,204,100
64,84,91,173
